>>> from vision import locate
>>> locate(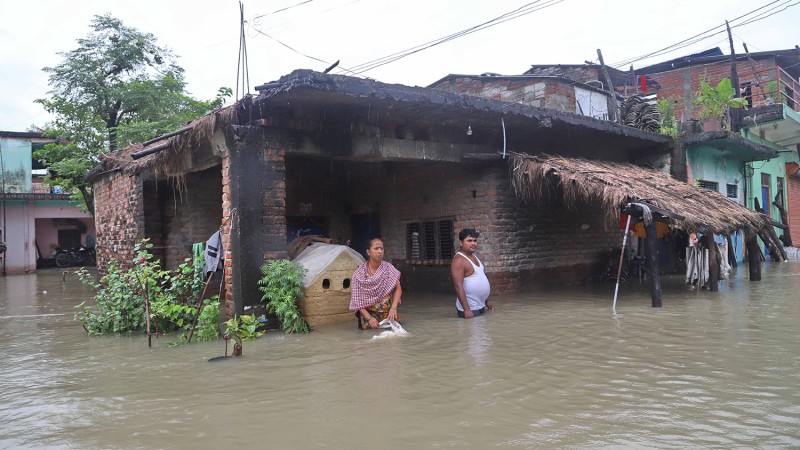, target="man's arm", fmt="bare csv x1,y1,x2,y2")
451,258,473,319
